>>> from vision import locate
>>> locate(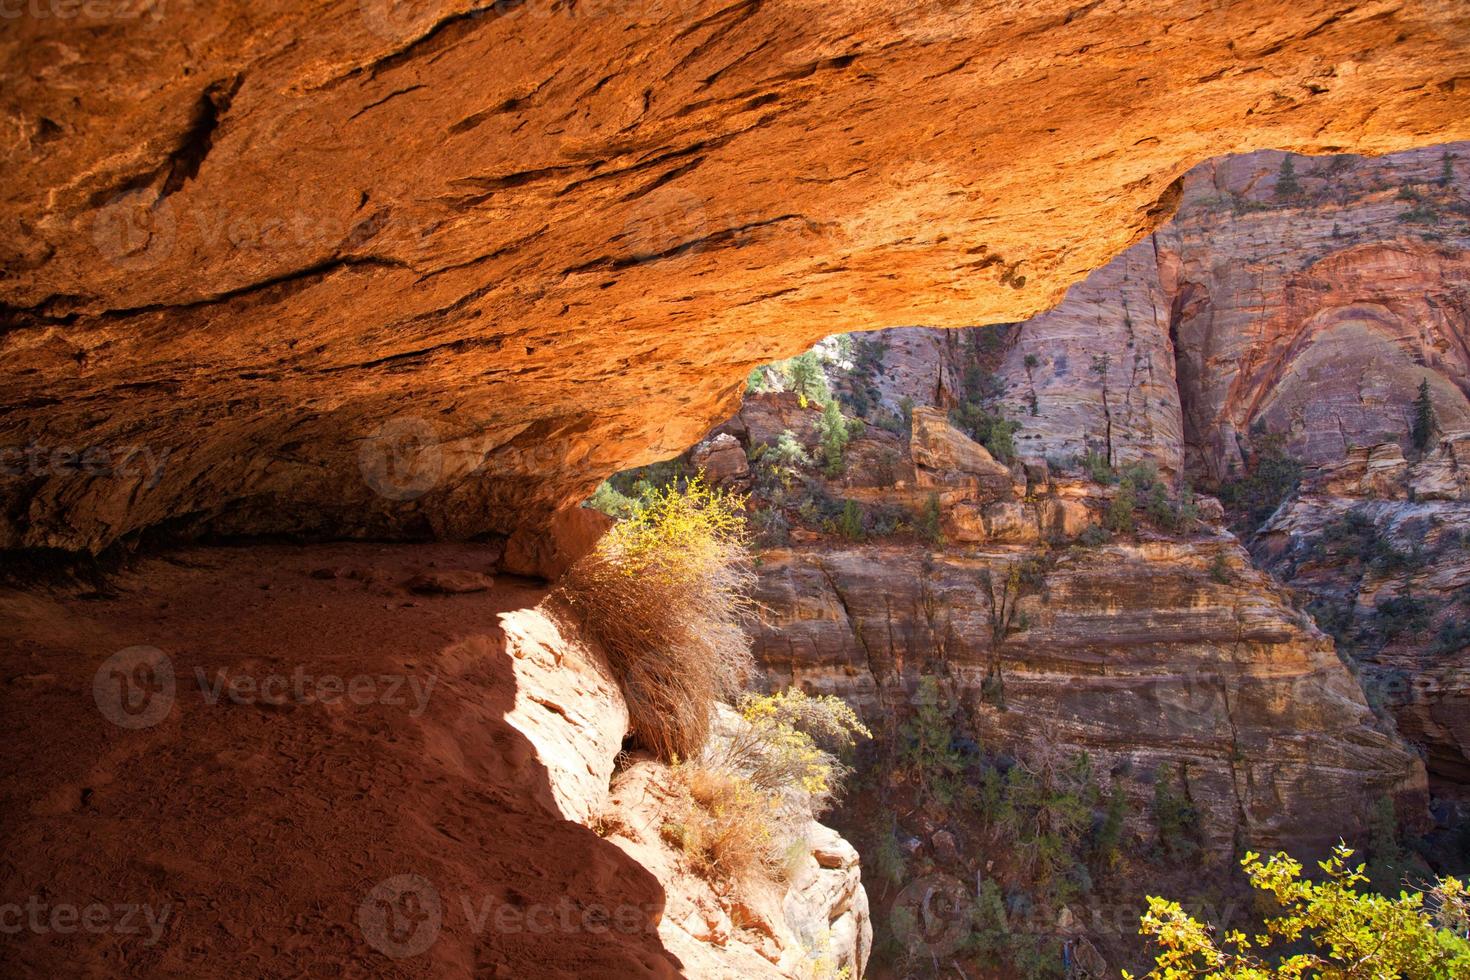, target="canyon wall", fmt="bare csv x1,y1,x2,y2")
3,2,1470,561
